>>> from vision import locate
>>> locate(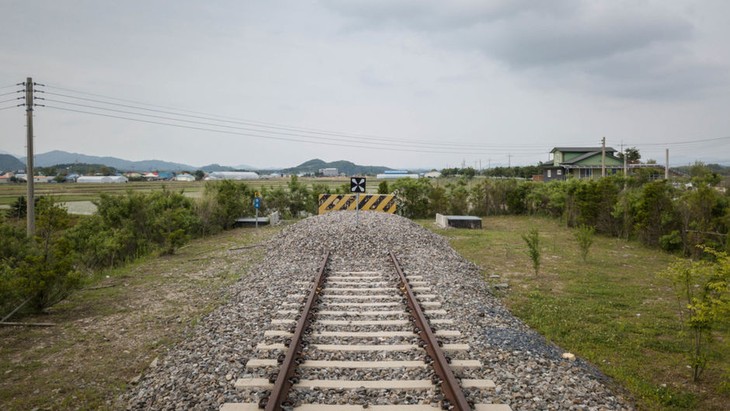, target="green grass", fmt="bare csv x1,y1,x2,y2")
0,224,285,410
421,215,729,410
